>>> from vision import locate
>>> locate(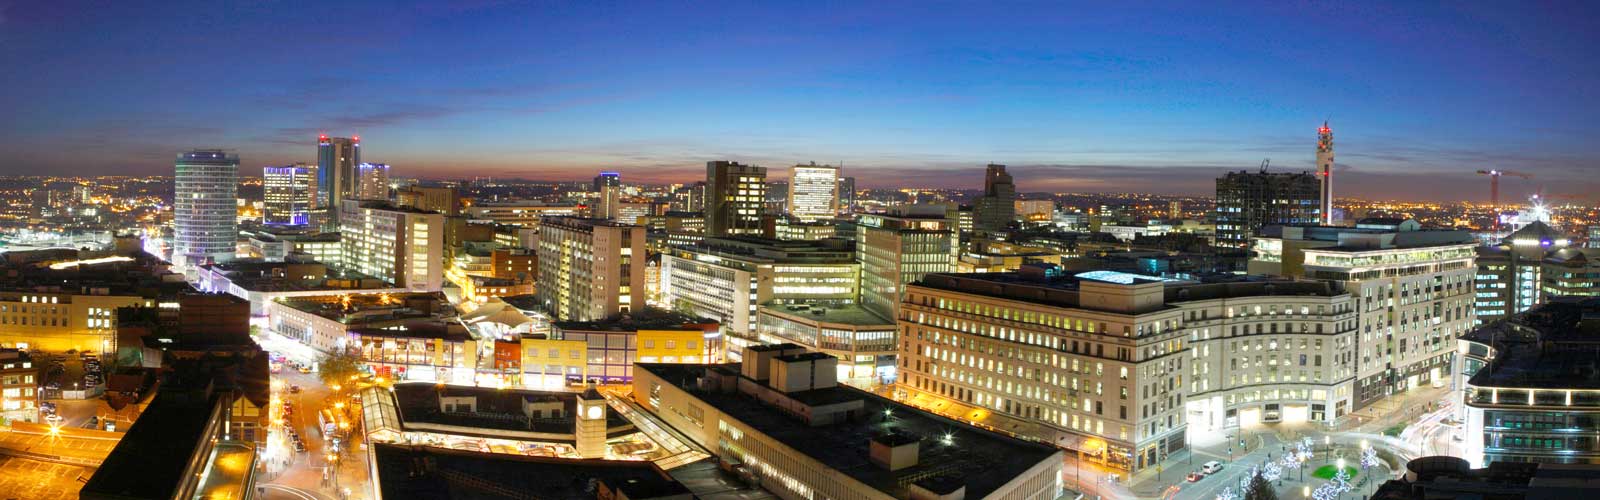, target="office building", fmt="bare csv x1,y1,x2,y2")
1214,169,1321,258
898,267,1358,471
316,135,360,211
355,162,391,201
0,349,39,423
396,185,461,215
594,171,622,220
1474,221,1600,324
174,150,239,269
338,200,446,291
1371,456,1600,500
1461,298,1600,466
705,161,766,237
660,237,857,357
262,163,318,225
672,182,705,213
1015,199,1054,227
972,164,1017,233
1169,201,1183,220
838,176,856,215
551,308,717,384
536,217,644,321
857,205,955,320
1249,218,1476,408
787,163,839,222
634,351,1064,500
756,304,896,381
465,202,584,228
